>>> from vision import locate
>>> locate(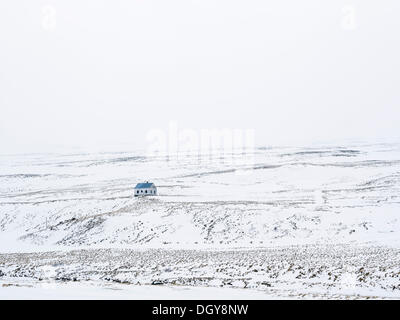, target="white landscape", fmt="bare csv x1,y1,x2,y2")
1,143,400,299
1,0,400,301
